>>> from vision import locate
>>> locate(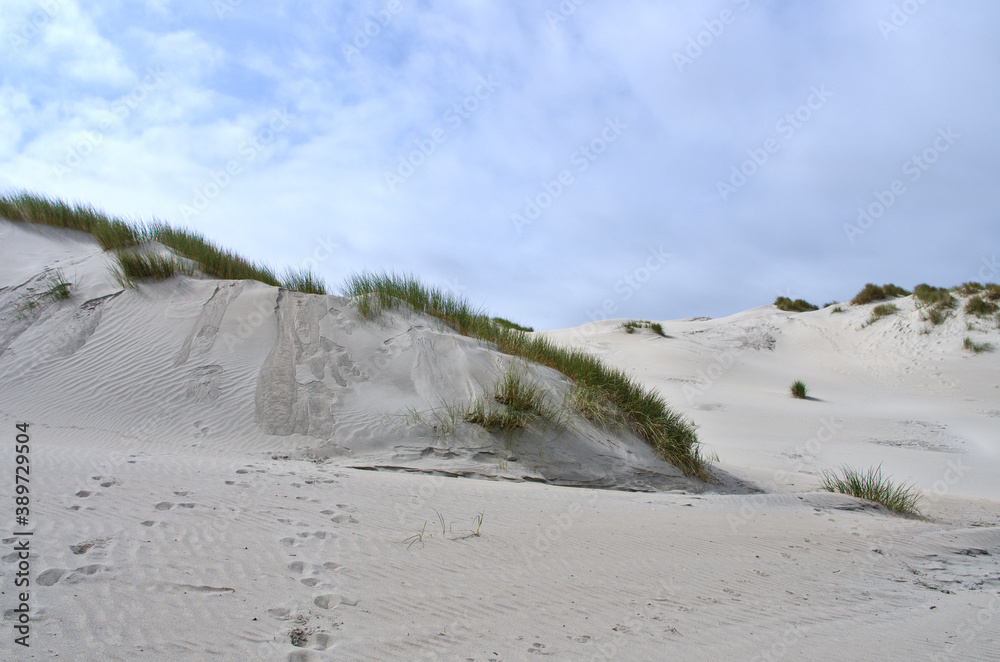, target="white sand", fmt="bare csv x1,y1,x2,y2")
1,219,998,660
